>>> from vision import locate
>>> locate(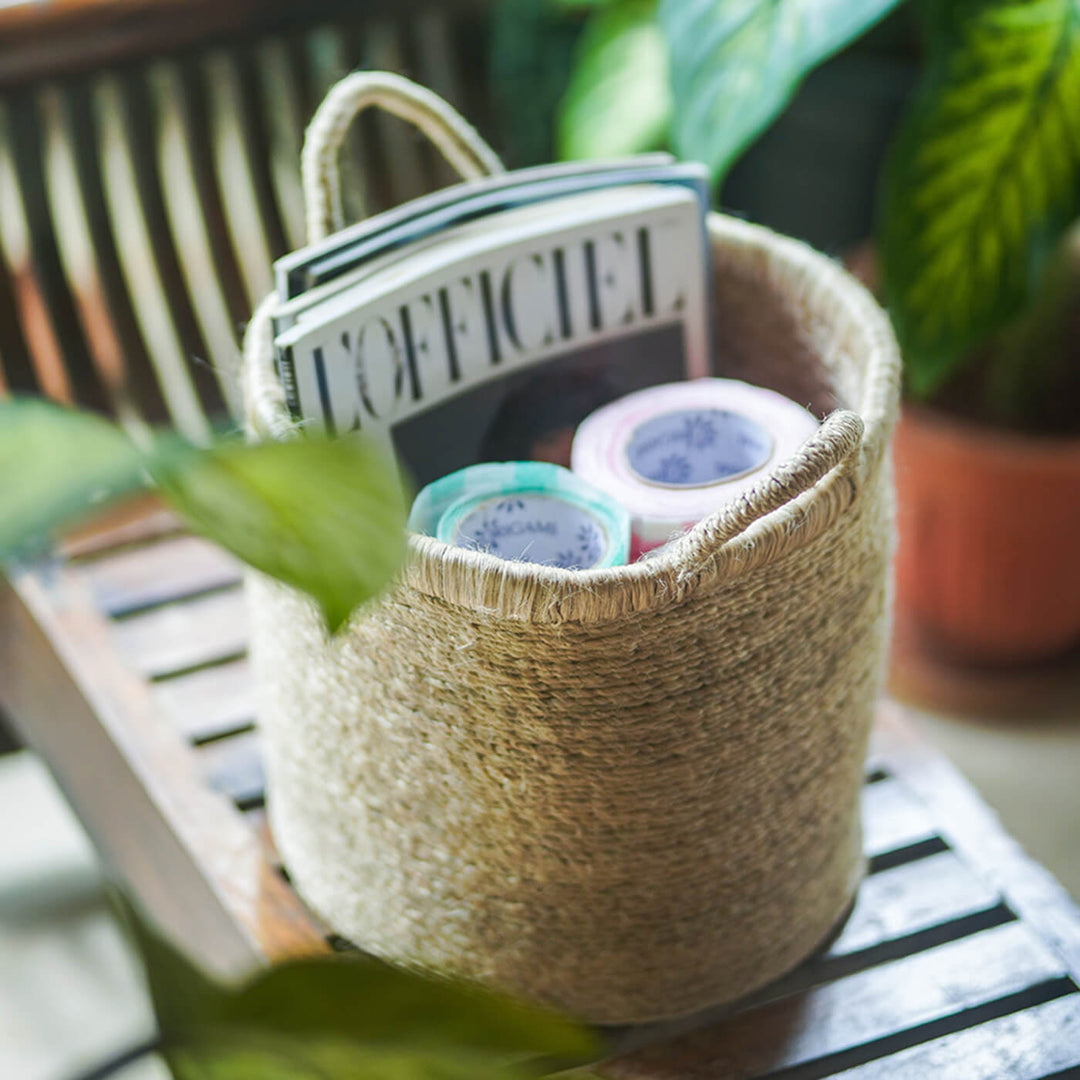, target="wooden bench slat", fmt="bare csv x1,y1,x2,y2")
109,585,247,678
201,48,277,308
77,533,242,616
57,76,173,424
149,60,247,420
198,728,265,809
92,73,214,443
828,850,1002,960
252,36,307,253
825,993,1080,1080
607,923,1069,1079
153,656,254,743
5,85,111,411
861,778,938,858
